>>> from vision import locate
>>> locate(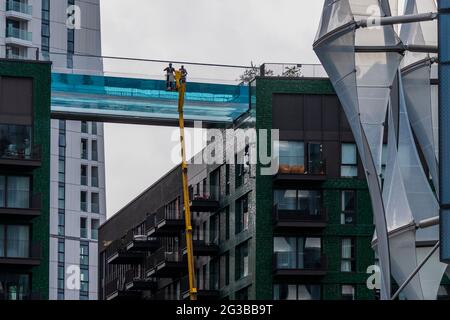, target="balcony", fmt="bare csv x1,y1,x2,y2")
105,239,145,265
273,205,327,229
273,253,327,277
123,230,160,253
190,193,220,213
181,235,220,257
0,193,41,218
105,278,141,301
6,1,33,20
0,145,42,168
124,269,157,292
5,25,32,46
146,207,184,237
0,242,41,267
146,248,187,278
275,160,327,182
180,275,219,300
